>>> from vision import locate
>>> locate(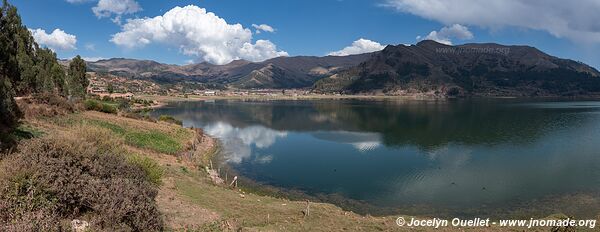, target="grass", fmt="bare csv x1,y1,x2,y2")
127,153,164,185
158,115,183,126
171,168,398,232
3,124,46,142
125,130,183,154
45,112,407,231
16,109,558,231
90,119,127,135
85,115,191,154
